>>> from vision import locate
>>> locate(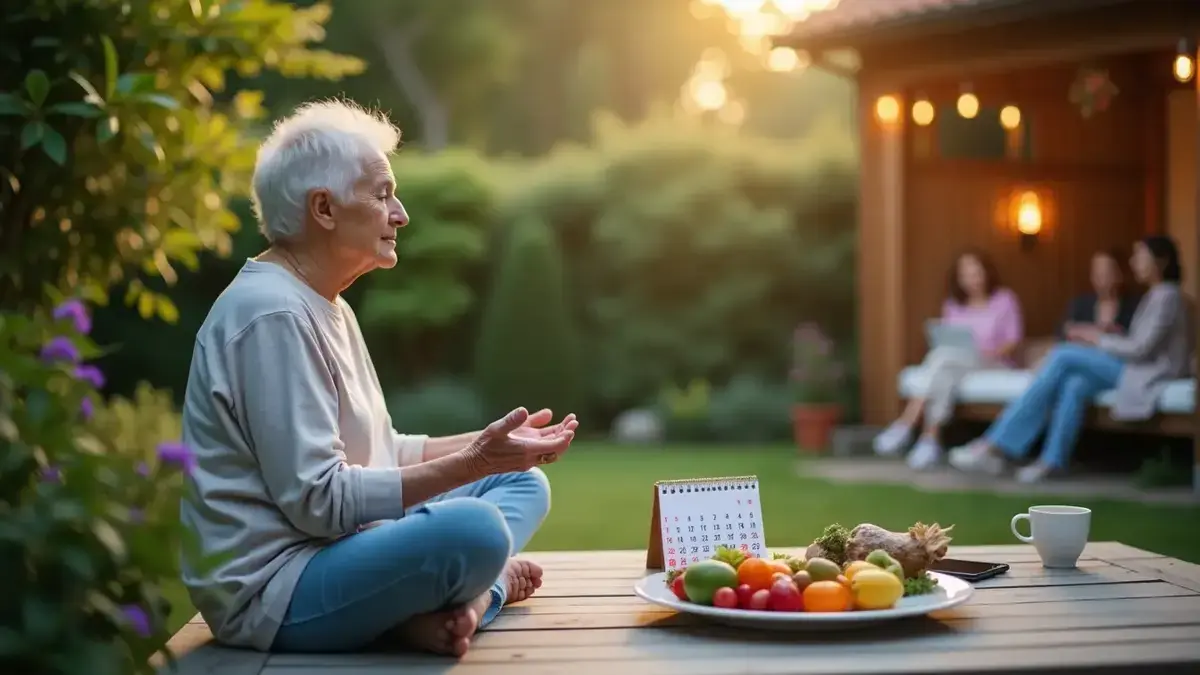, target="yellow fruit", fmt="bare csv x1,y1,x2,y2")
850,568,904,610
842,560,879,581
